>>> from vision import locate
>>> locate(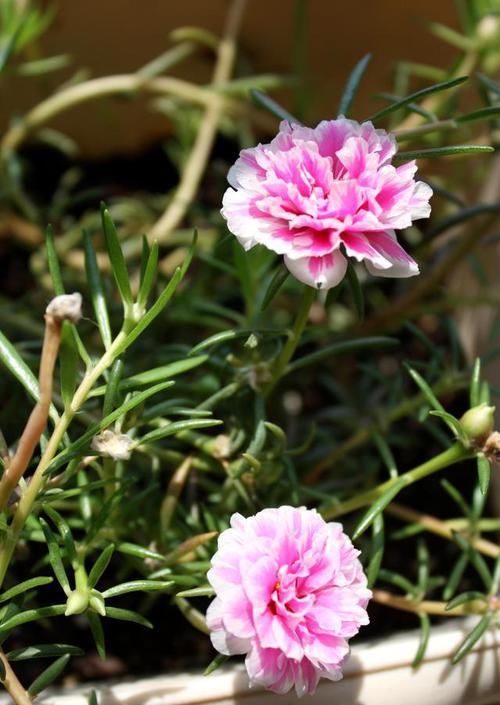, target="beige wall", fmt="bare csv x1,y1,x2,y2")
1,1,459,156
